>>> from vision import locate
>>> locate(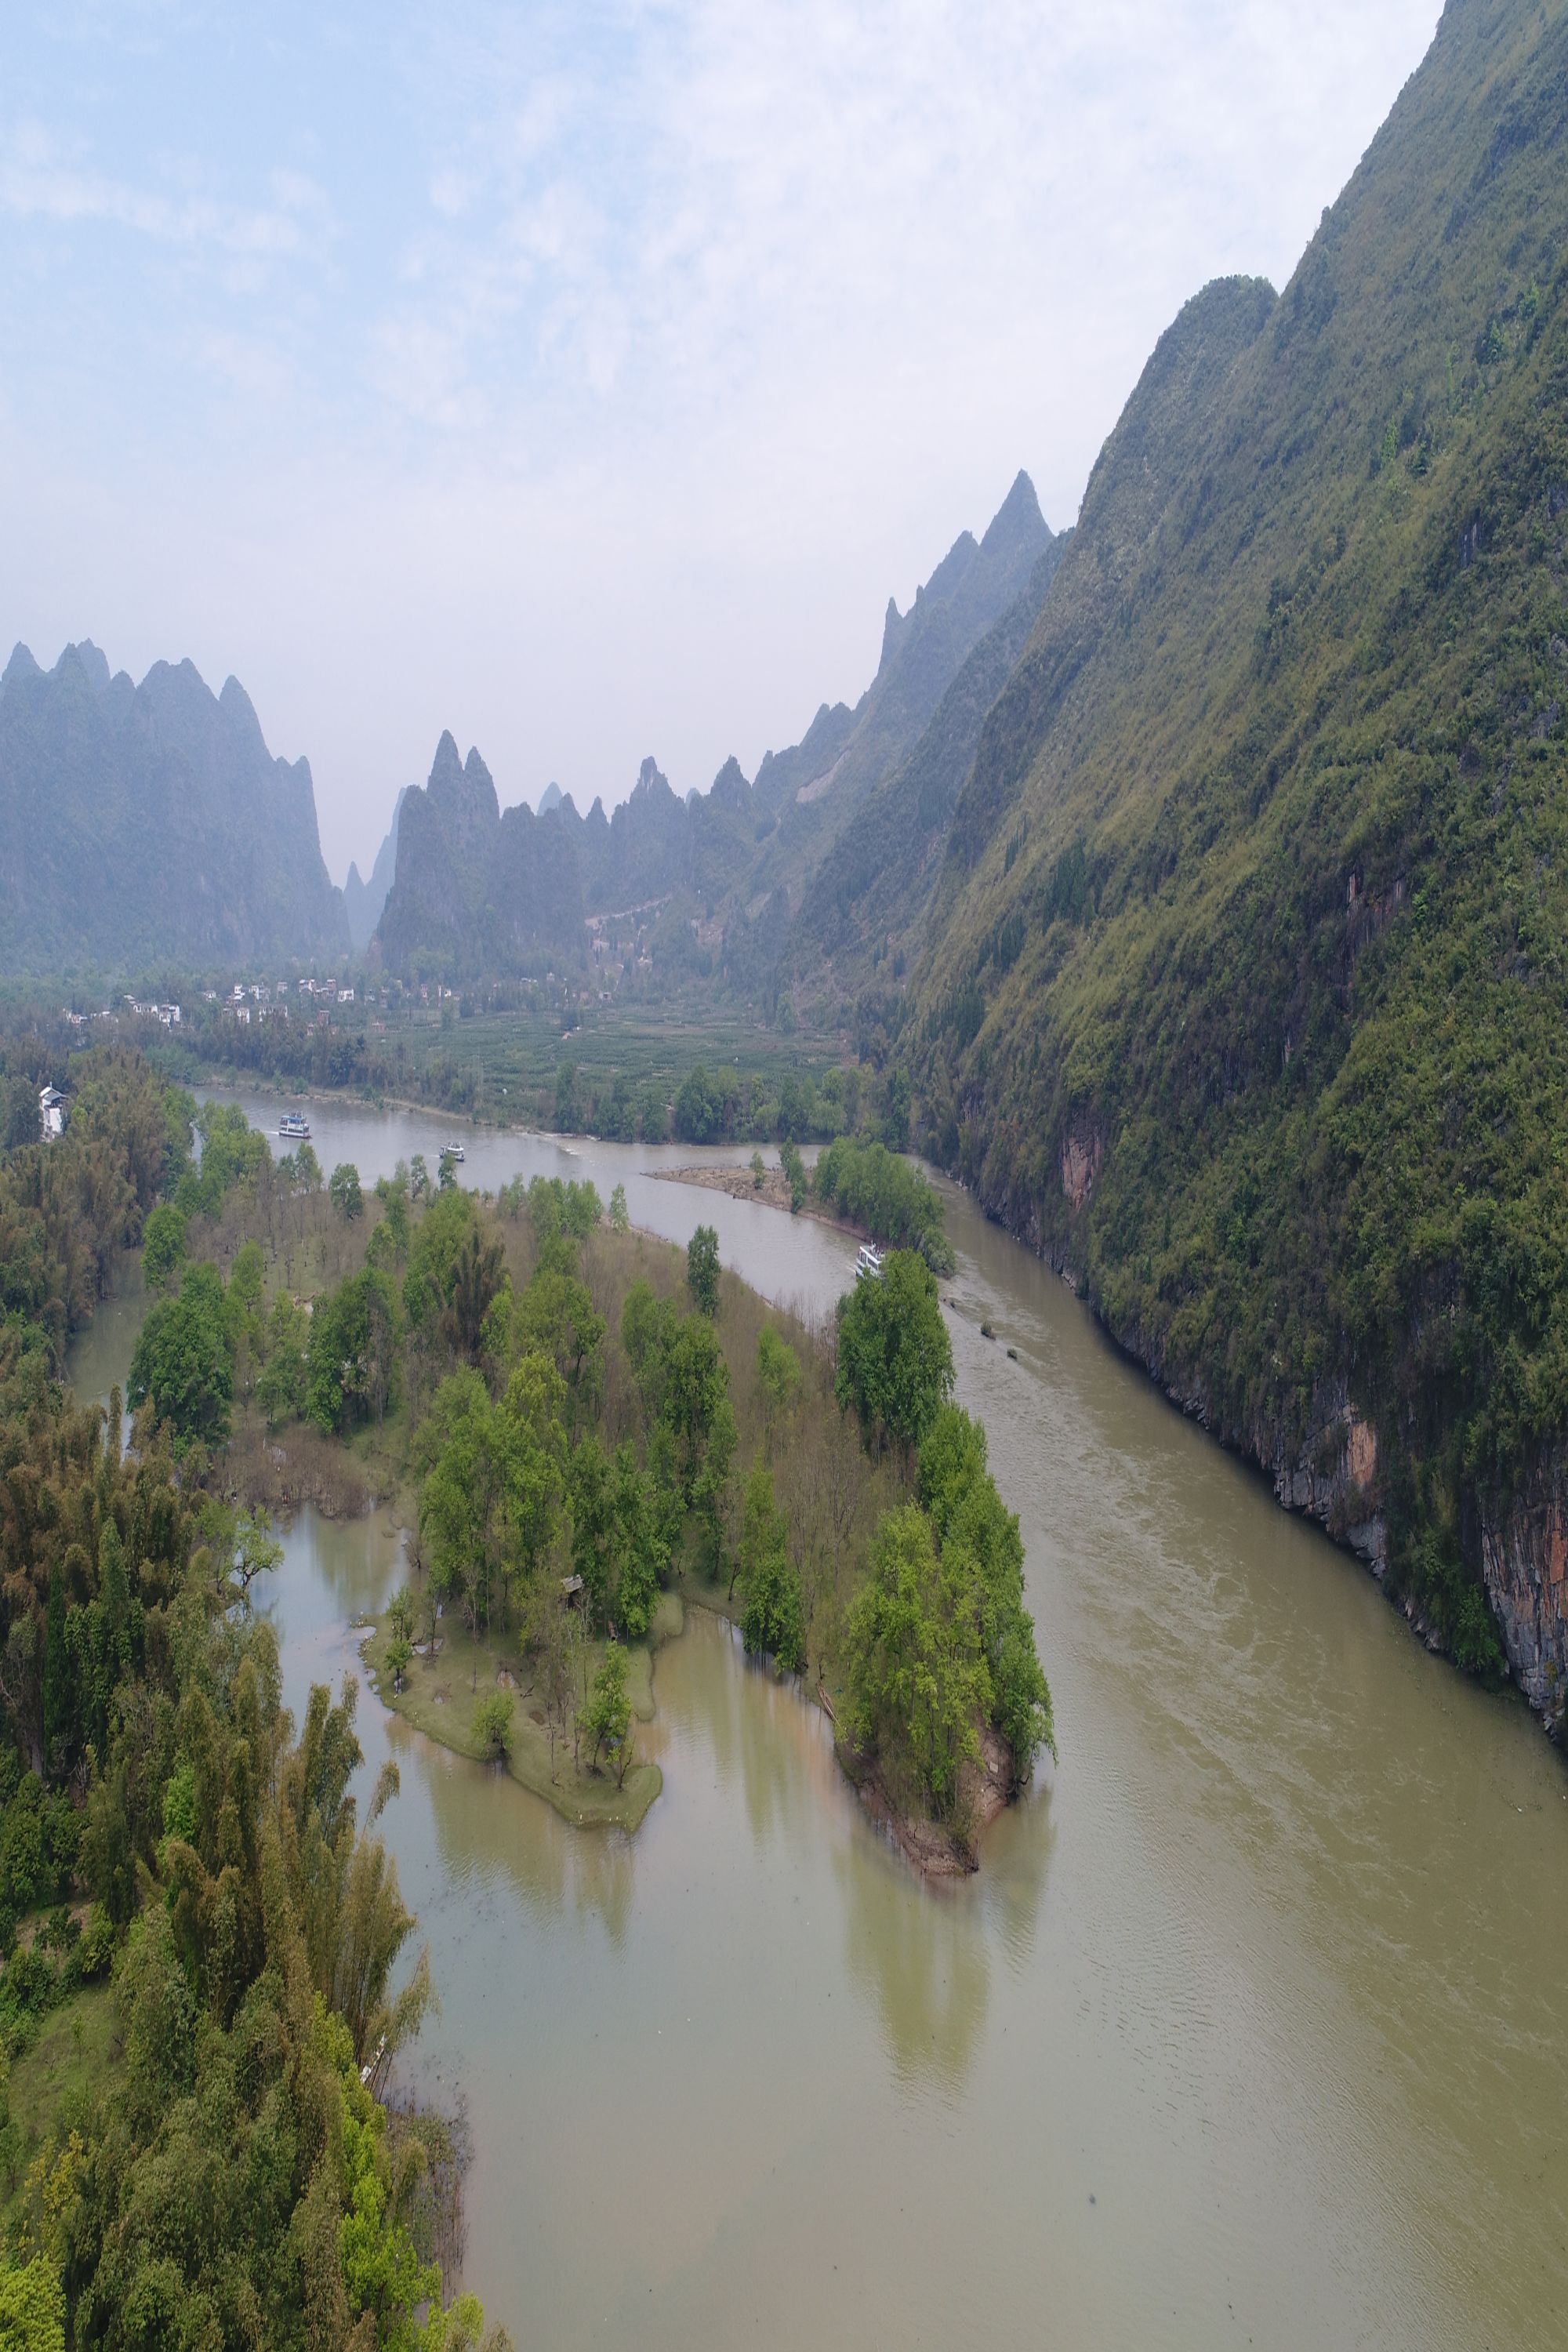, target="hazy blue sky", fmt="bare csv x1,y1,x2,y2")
2,0,1442,880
